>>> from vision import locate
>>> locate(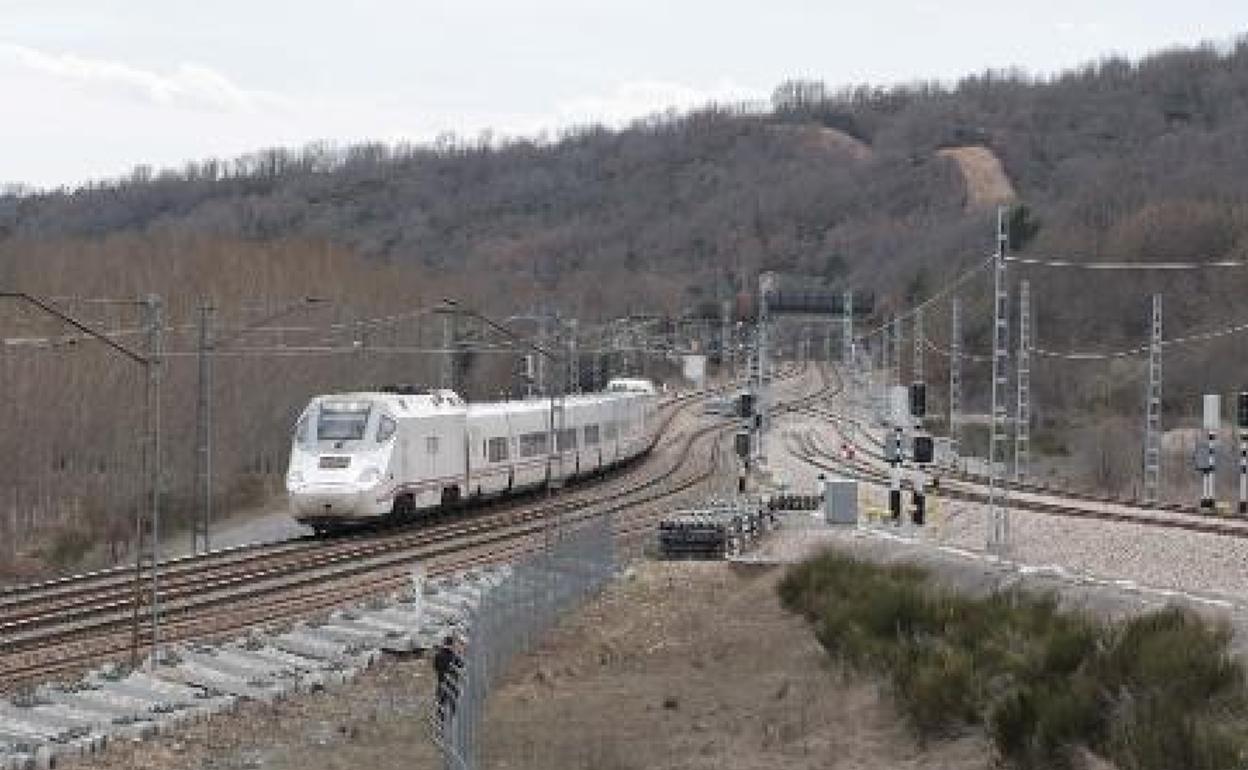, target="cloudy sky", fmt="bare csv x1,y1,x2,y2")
2,0,1245,188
